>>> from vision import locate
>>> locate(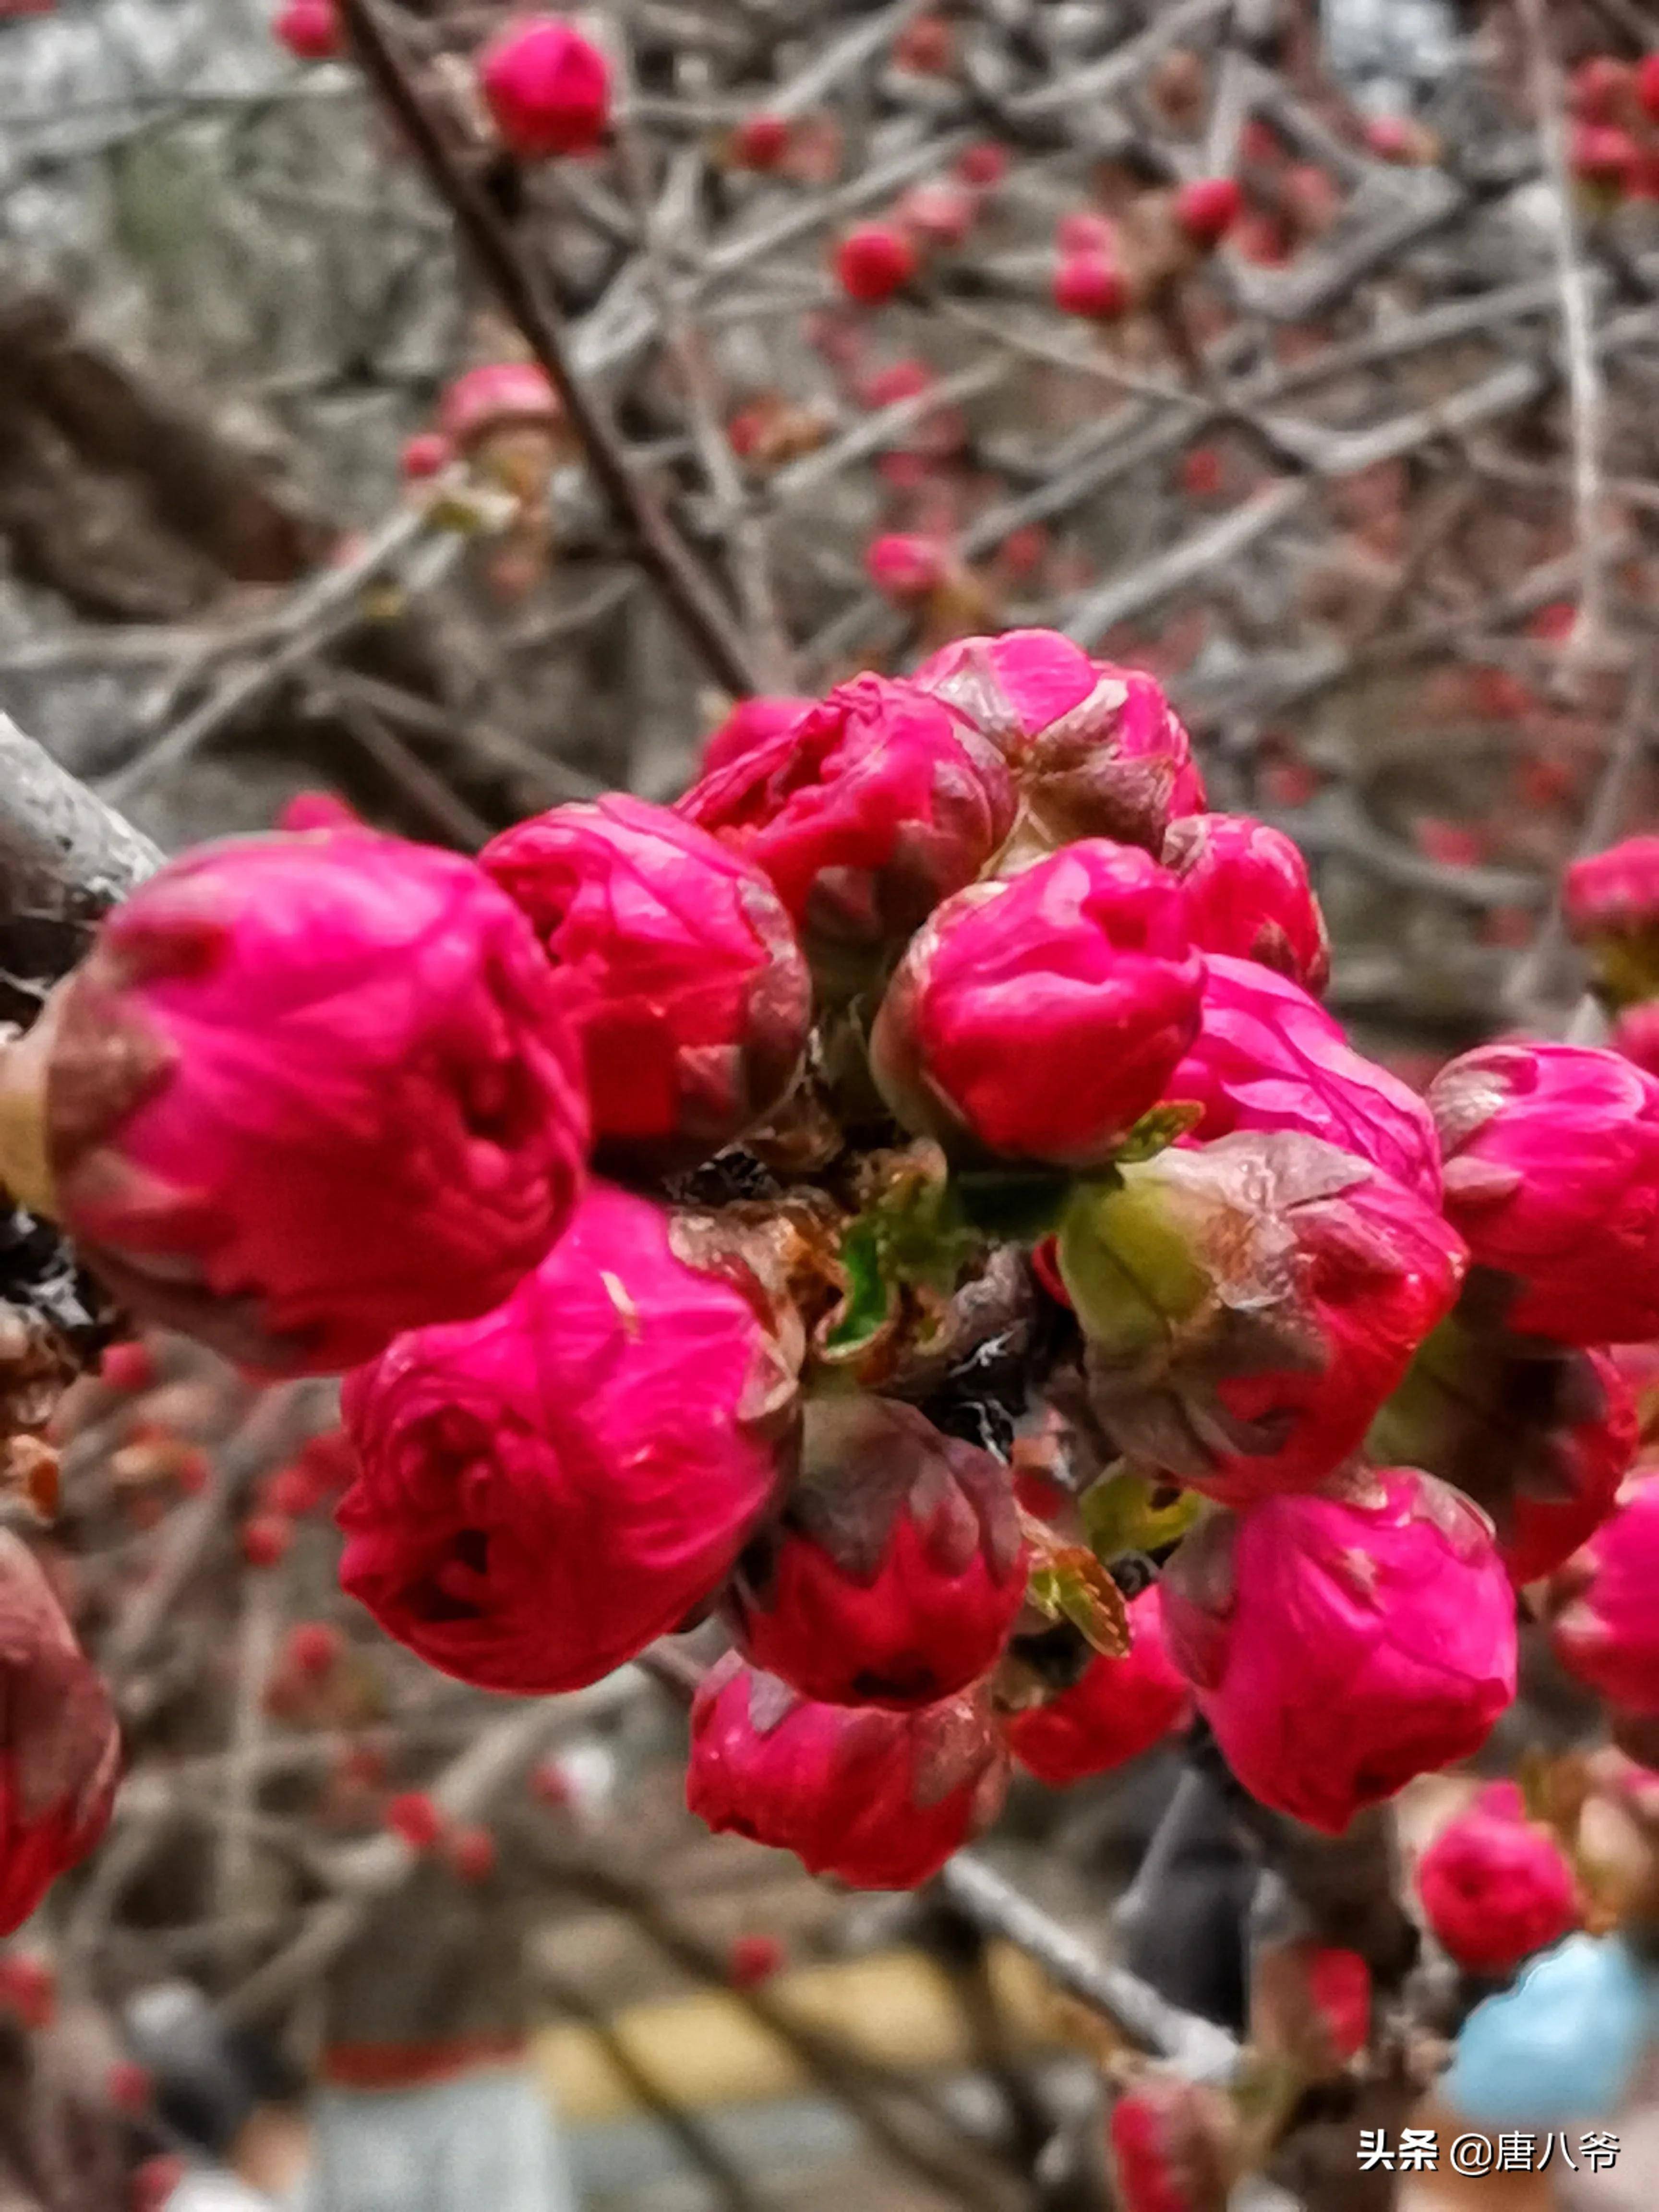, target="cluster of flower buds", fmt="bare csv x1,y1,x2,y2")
21,618,1659,1936
1566,53,1659,202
